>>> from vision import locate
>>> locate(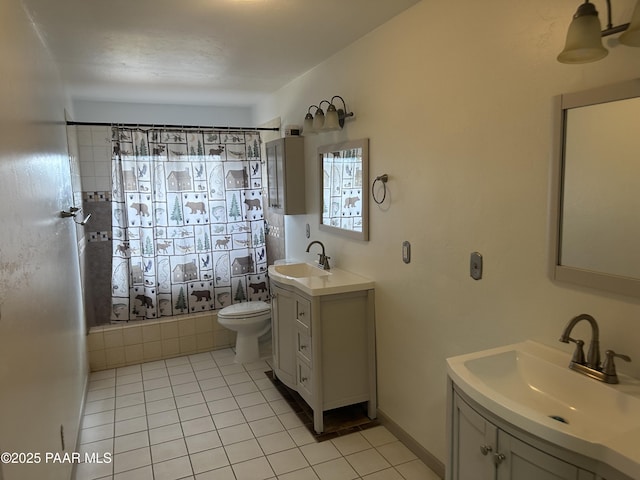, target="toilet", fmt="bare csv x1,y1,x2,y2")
217,301,271,364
